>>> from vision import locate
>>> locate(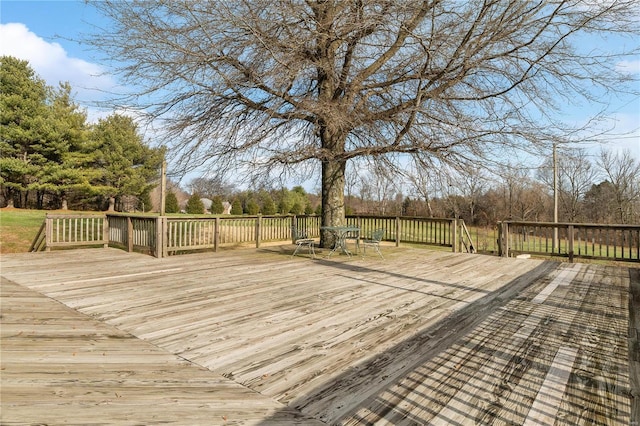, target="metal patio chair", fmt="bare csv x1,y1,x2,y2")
291,225,316,259
362,228,384,259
